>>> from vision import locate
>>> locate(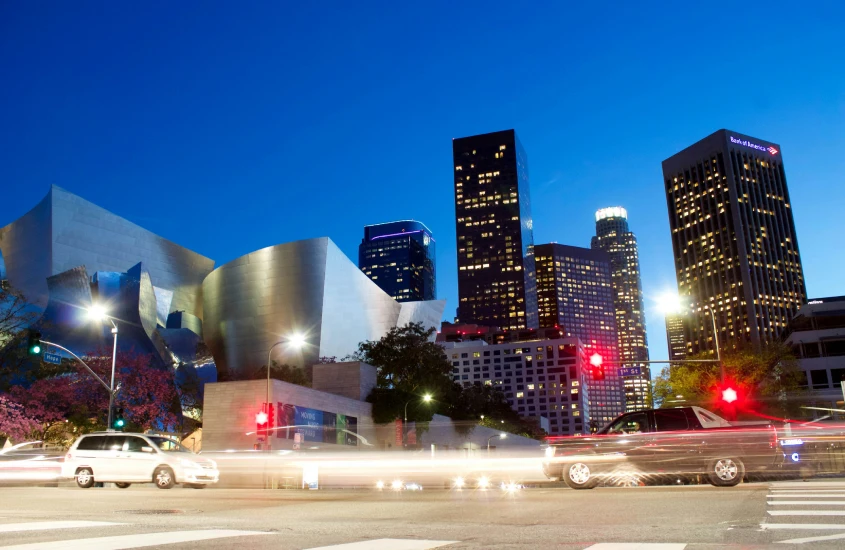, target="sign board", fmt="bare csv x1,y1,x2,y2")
619,367,642,377
43,352,62,365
